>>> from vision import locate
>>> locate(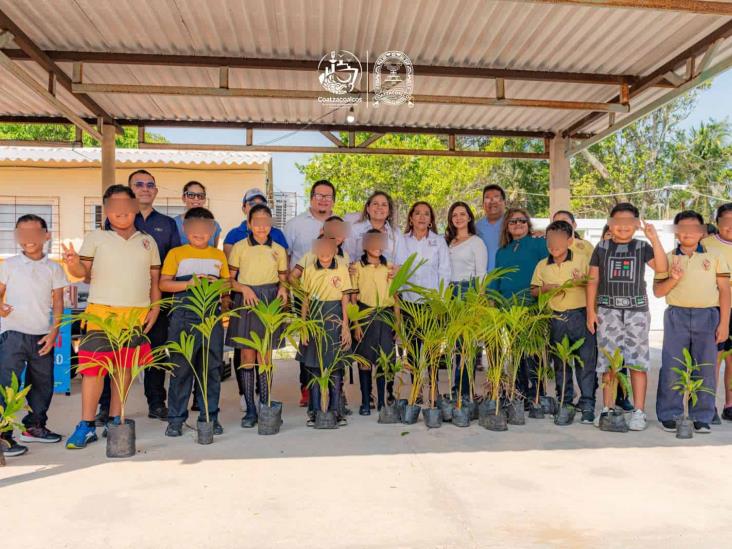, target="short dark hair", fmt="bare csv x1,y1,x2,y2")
127,169,155,185
716,203,732,222
184,207,214,221
552,210,576,224
610,202,639,218
707,223,719,236
482,184,506,201
545,220,573,238
15,213,48,231
310,179,336,200
183,180,206,194
103,184,136,203
674,210,704,225
325,215,344,223
365,228,382,236
248,203,272,222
